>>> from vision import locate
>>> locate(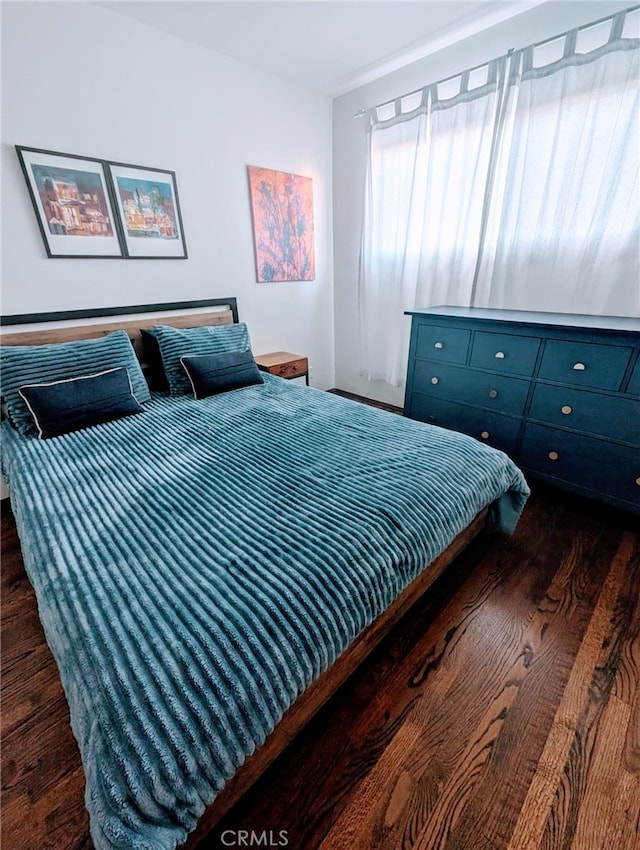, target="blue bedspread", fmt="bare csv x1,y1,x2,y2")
1,376,529,849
